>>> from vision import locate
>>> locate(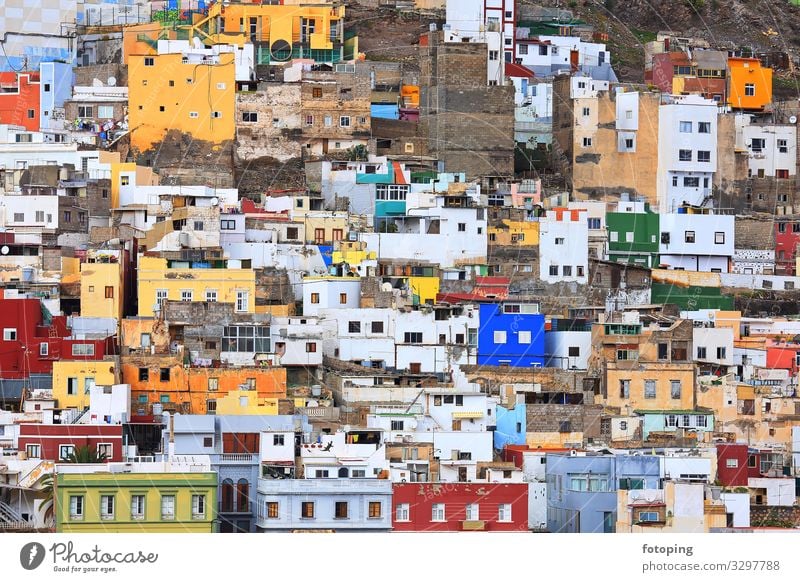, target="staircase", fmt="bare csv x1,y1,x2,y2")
0,500,31,530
